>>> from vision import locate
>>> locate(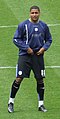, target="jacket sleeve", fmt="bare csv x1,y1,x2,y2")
43,24,52,50
13,24,29,51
